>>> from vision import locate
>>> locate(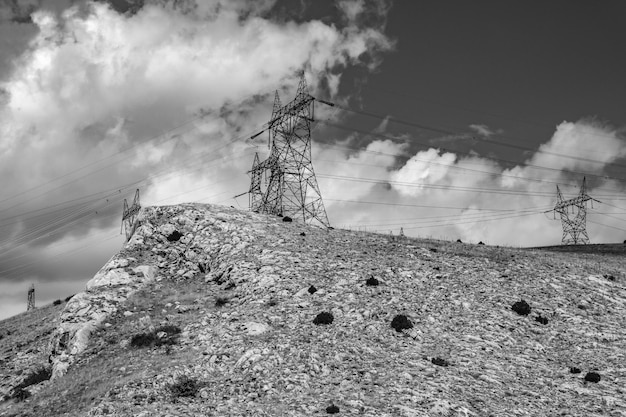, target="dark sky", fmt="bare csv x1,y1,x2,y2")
1,0,625,320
